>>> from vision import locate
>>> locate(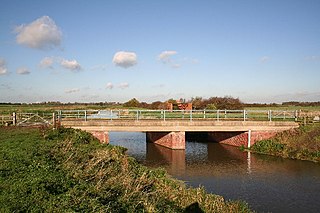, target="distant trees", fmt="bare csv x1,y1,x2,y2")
191,96,243,110
191,97,203,109
121,96,244,110
282,101,320,107
2,99,319,109
123,98,140,108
